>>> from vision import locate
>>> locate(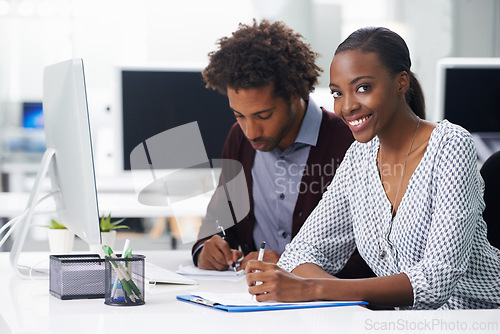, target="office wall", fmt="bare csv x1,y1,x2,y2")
452,0,500,57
